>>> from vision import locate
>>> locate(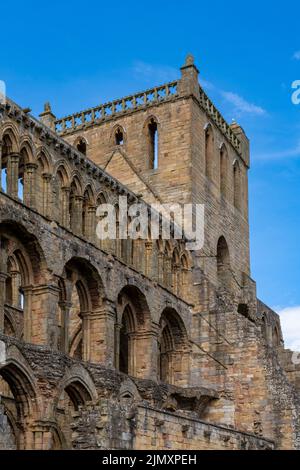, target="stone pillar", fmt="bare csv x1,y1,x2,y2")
61,187,70,227
178,54,200,100
23,286,33,342
6,153,19,198
164,256,171,288
0,238,8,332
10,270,21,307
114,321,122,370
145,241,153,277
81,310,90,362
28,284,60,346
39,103,56,131
180,267,189,299
82,299,116,366
42,173,52,218
72,195,83,236
133,325,159,380
23,163,38,208
0,272,8,332
86,205,96,242
157,252,164,284
59,301,72,353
